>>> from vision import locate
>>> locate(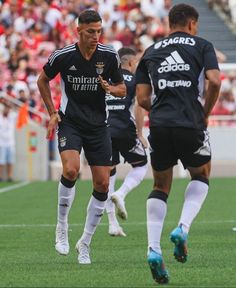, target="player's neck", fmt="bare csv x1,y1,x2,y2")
77,43,96,60
169,27,191,36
